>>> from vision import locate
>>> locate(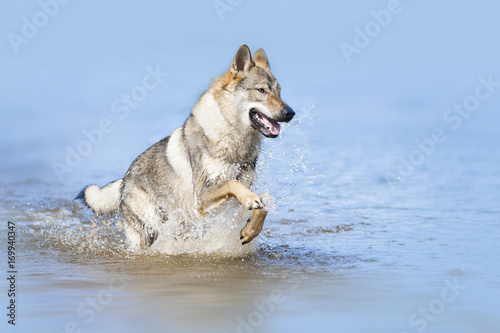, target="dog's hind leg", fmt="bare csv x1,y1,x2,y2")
121,200,159,249
240,209,267,245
